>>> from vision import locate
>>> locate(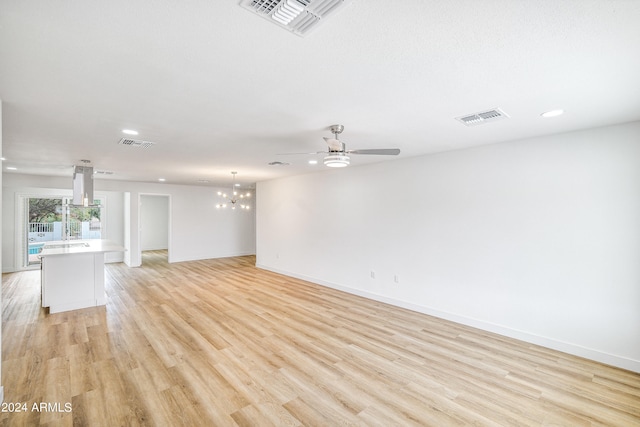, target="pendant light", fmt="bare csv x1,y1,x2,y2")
216,171,251,210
